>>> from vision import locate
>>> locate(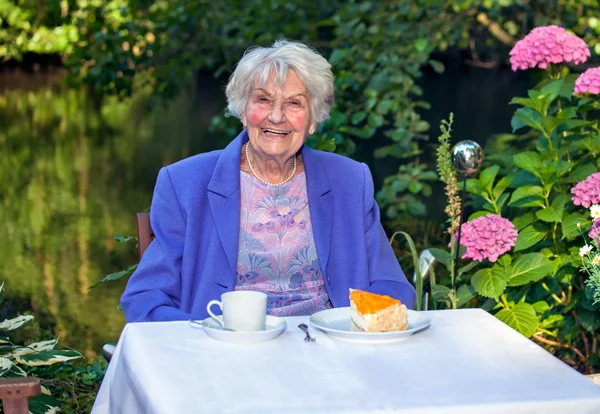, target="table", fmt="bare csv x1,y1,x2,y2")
91,309,600,413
